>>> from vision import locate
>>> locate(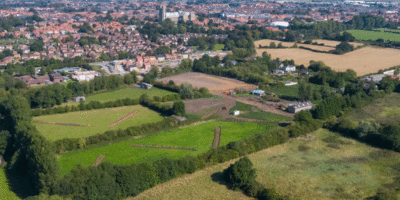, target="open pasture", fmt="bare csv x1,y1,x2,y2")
158,72,257,91
256,45,400,76
348,29,400,42
34,105,163,141
57,121,277,175
131,129,400,200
